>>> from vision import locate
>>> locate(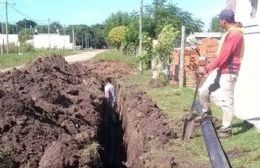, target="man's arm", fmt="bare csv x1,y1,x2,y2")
104,86,109,99
205,31,243,73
